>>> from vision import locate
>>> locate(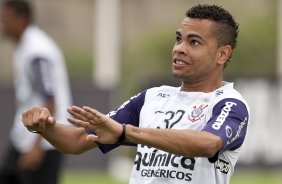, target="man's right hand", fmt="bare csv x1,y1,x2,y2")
22,107,56,133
